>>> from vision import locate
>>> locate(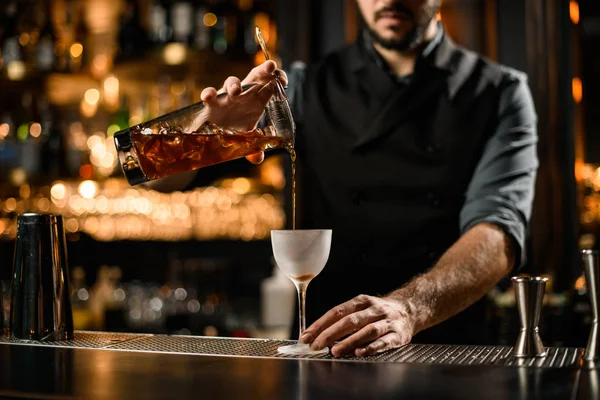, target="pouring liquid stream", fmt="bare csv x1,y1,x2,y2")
288,146,296,231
